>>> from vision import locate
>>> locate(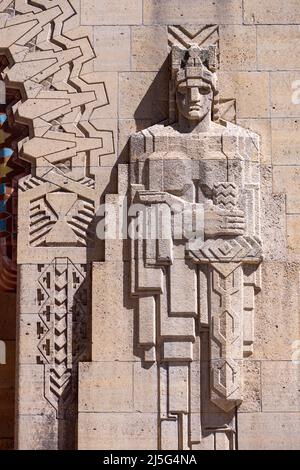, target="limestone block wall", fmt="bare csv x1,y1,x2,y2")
0,0,299,451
